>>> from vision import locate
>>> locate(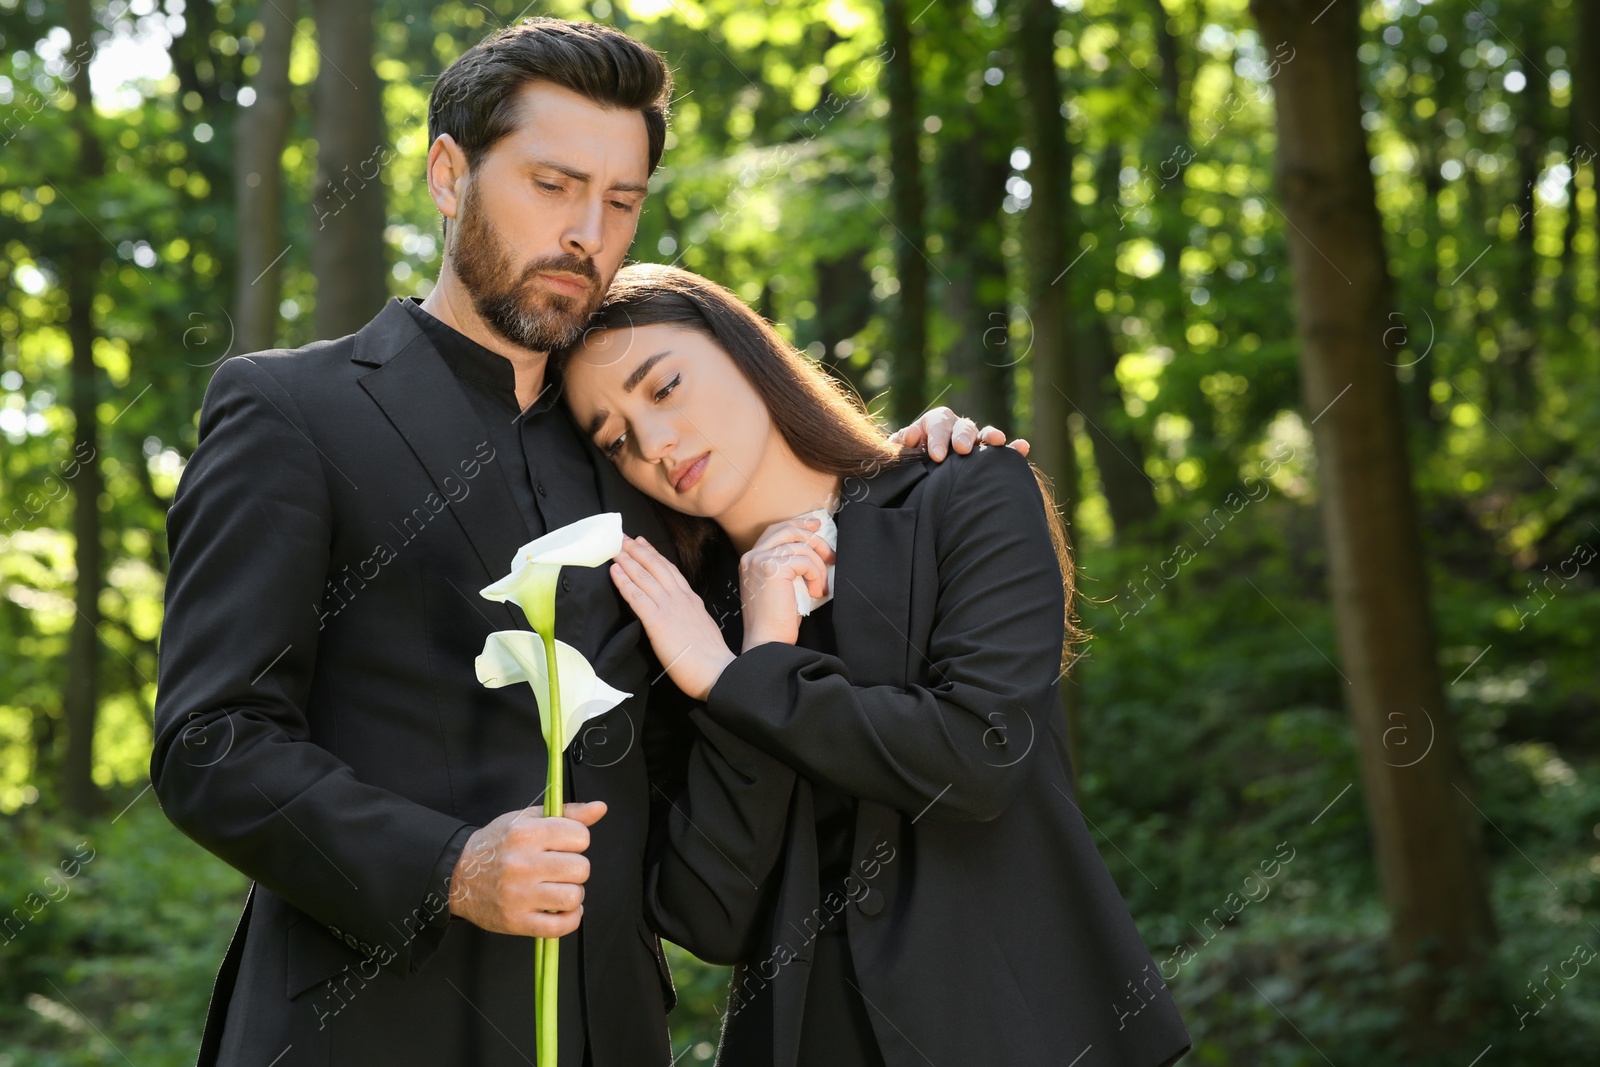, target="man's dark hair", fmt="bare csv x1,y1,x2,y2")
429,17,672,175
